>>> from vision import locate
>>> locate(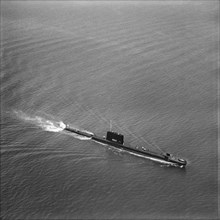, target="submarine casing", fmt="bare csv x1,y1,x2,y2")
64,124,187,167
